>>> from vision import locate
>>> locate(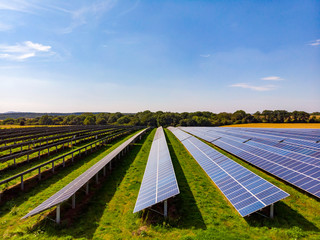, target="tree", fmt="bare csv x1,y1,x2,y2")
84,115,96,125
117,116,131,124
3,118,15,125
